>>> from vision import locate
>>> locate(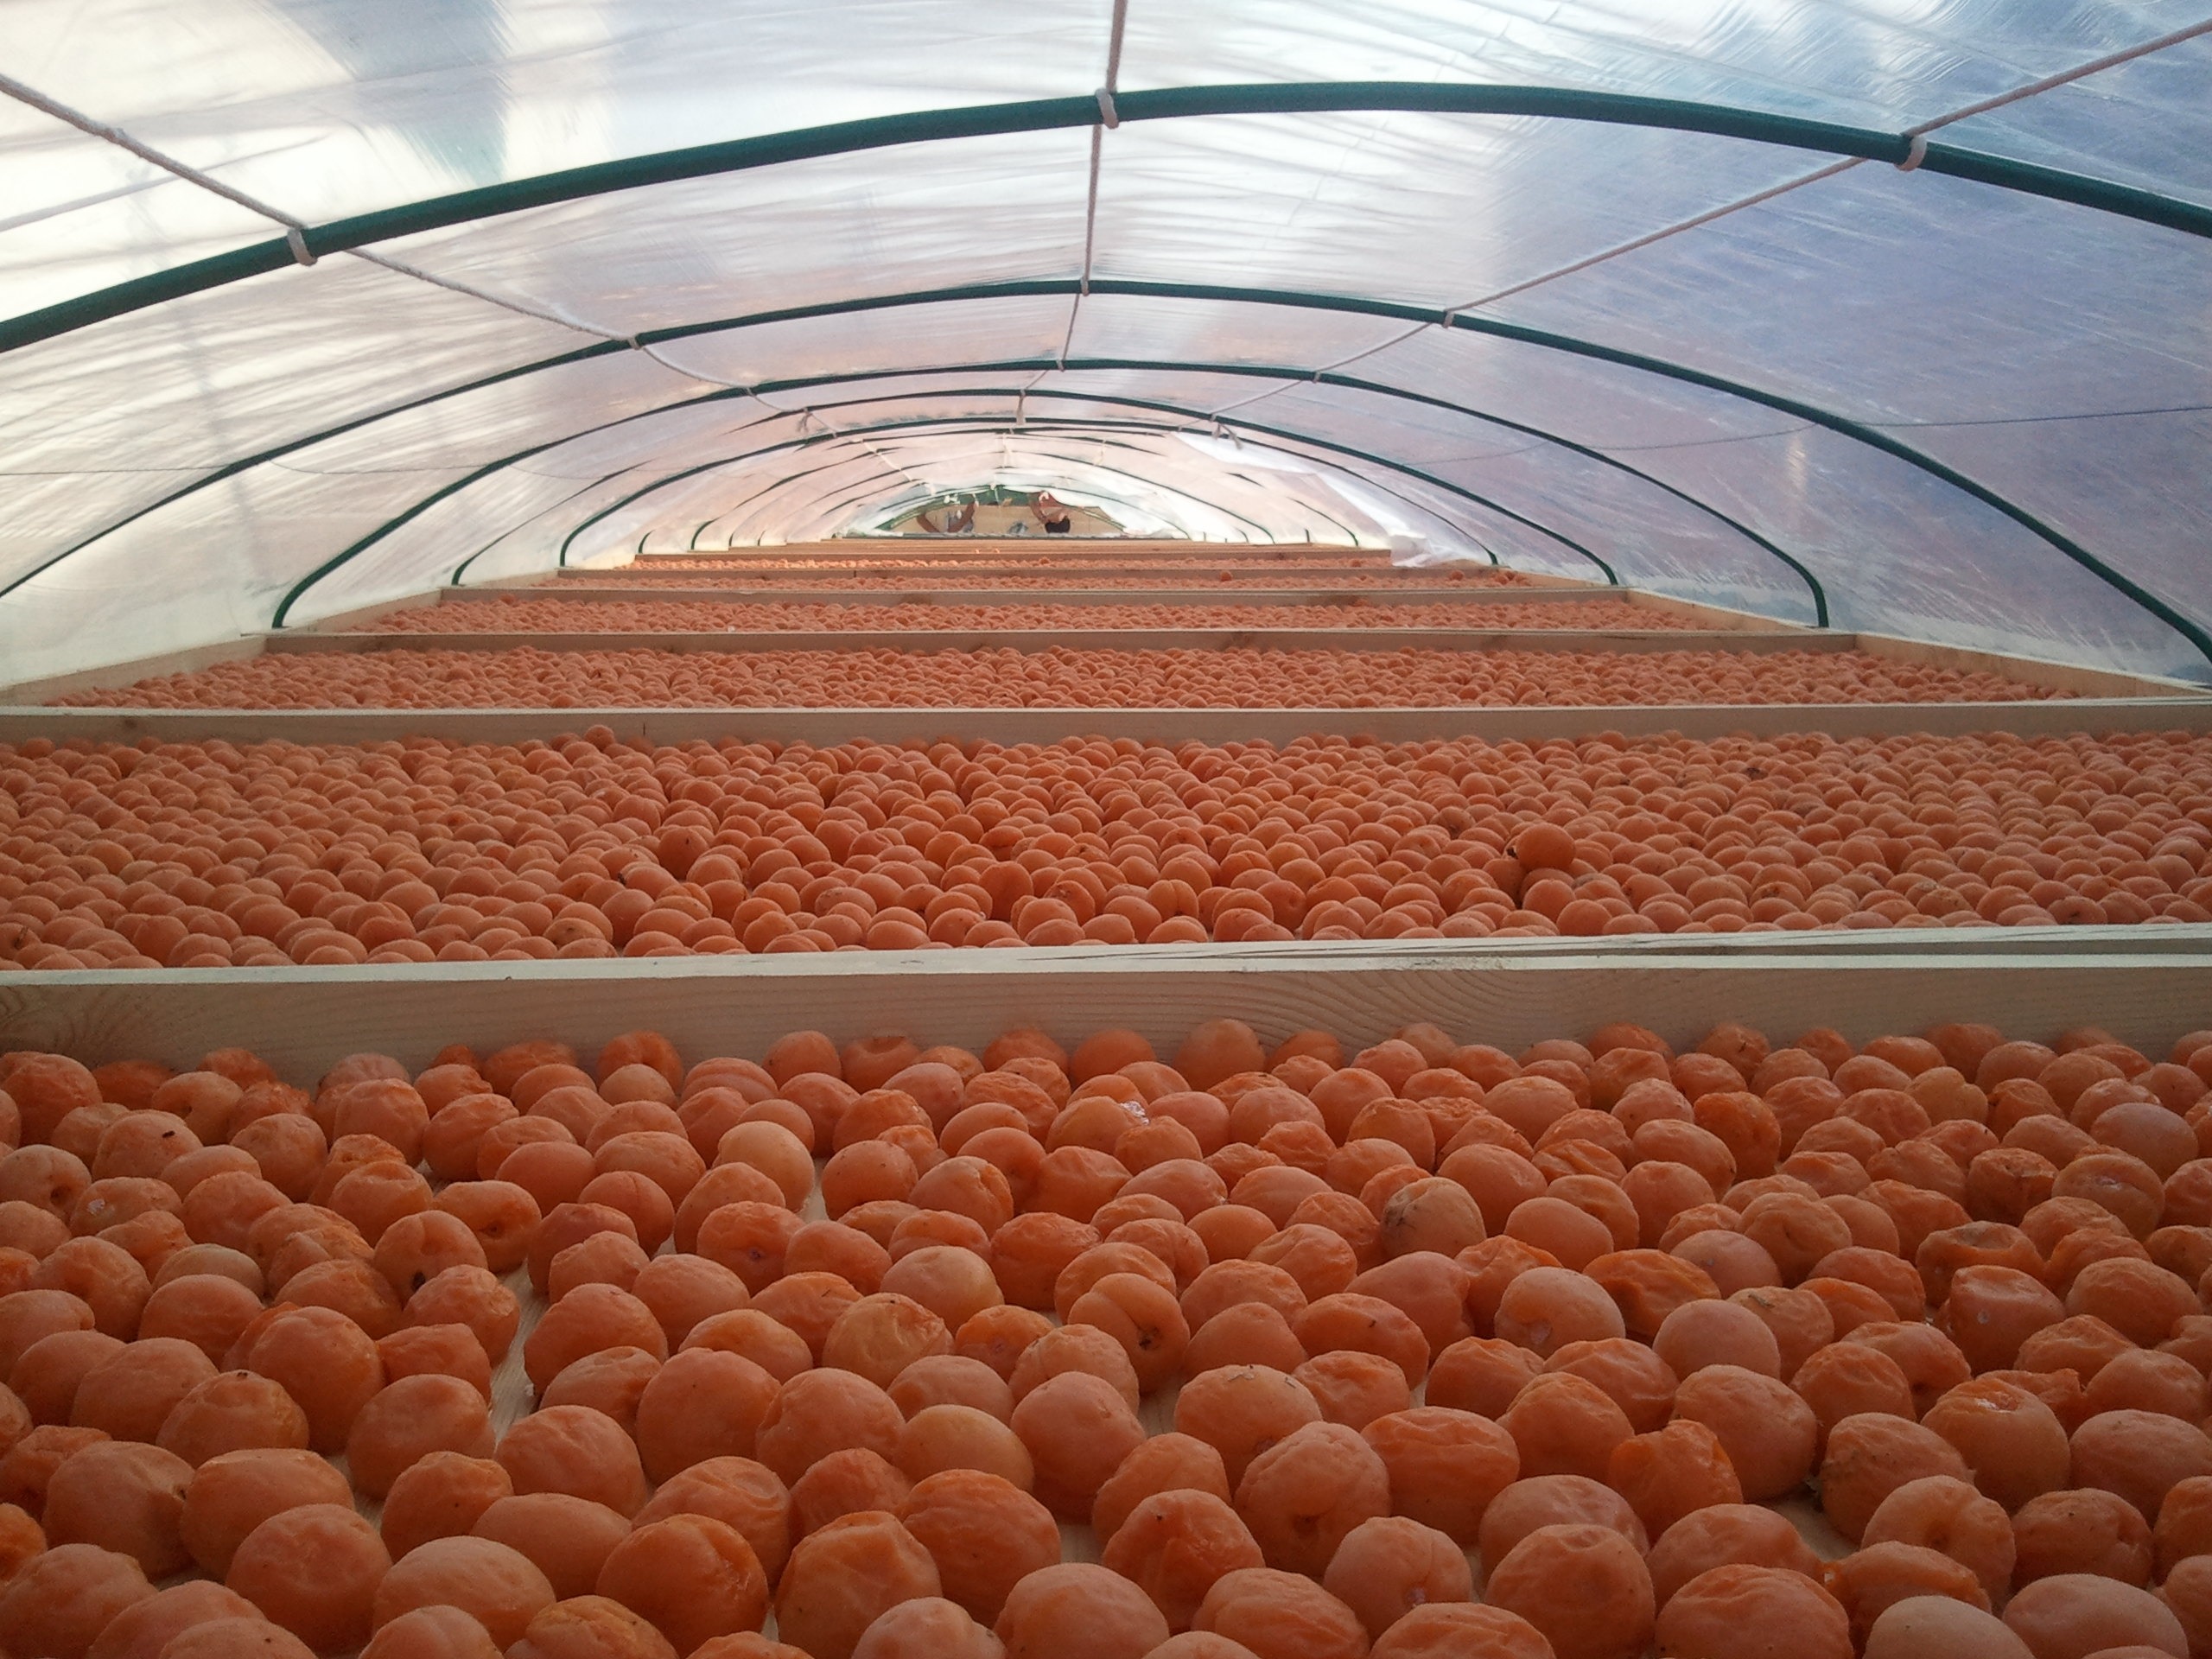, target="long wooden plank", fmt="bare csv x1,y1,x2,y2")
575,563,1521,583
3,636,268,705
638,538,1385,562
9,619,2183,708
10,698,2211,746
267,626,1844,658
1851,631,2199,699
442,584,1797,634
4,939,2207,1078
446,584,1630,608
